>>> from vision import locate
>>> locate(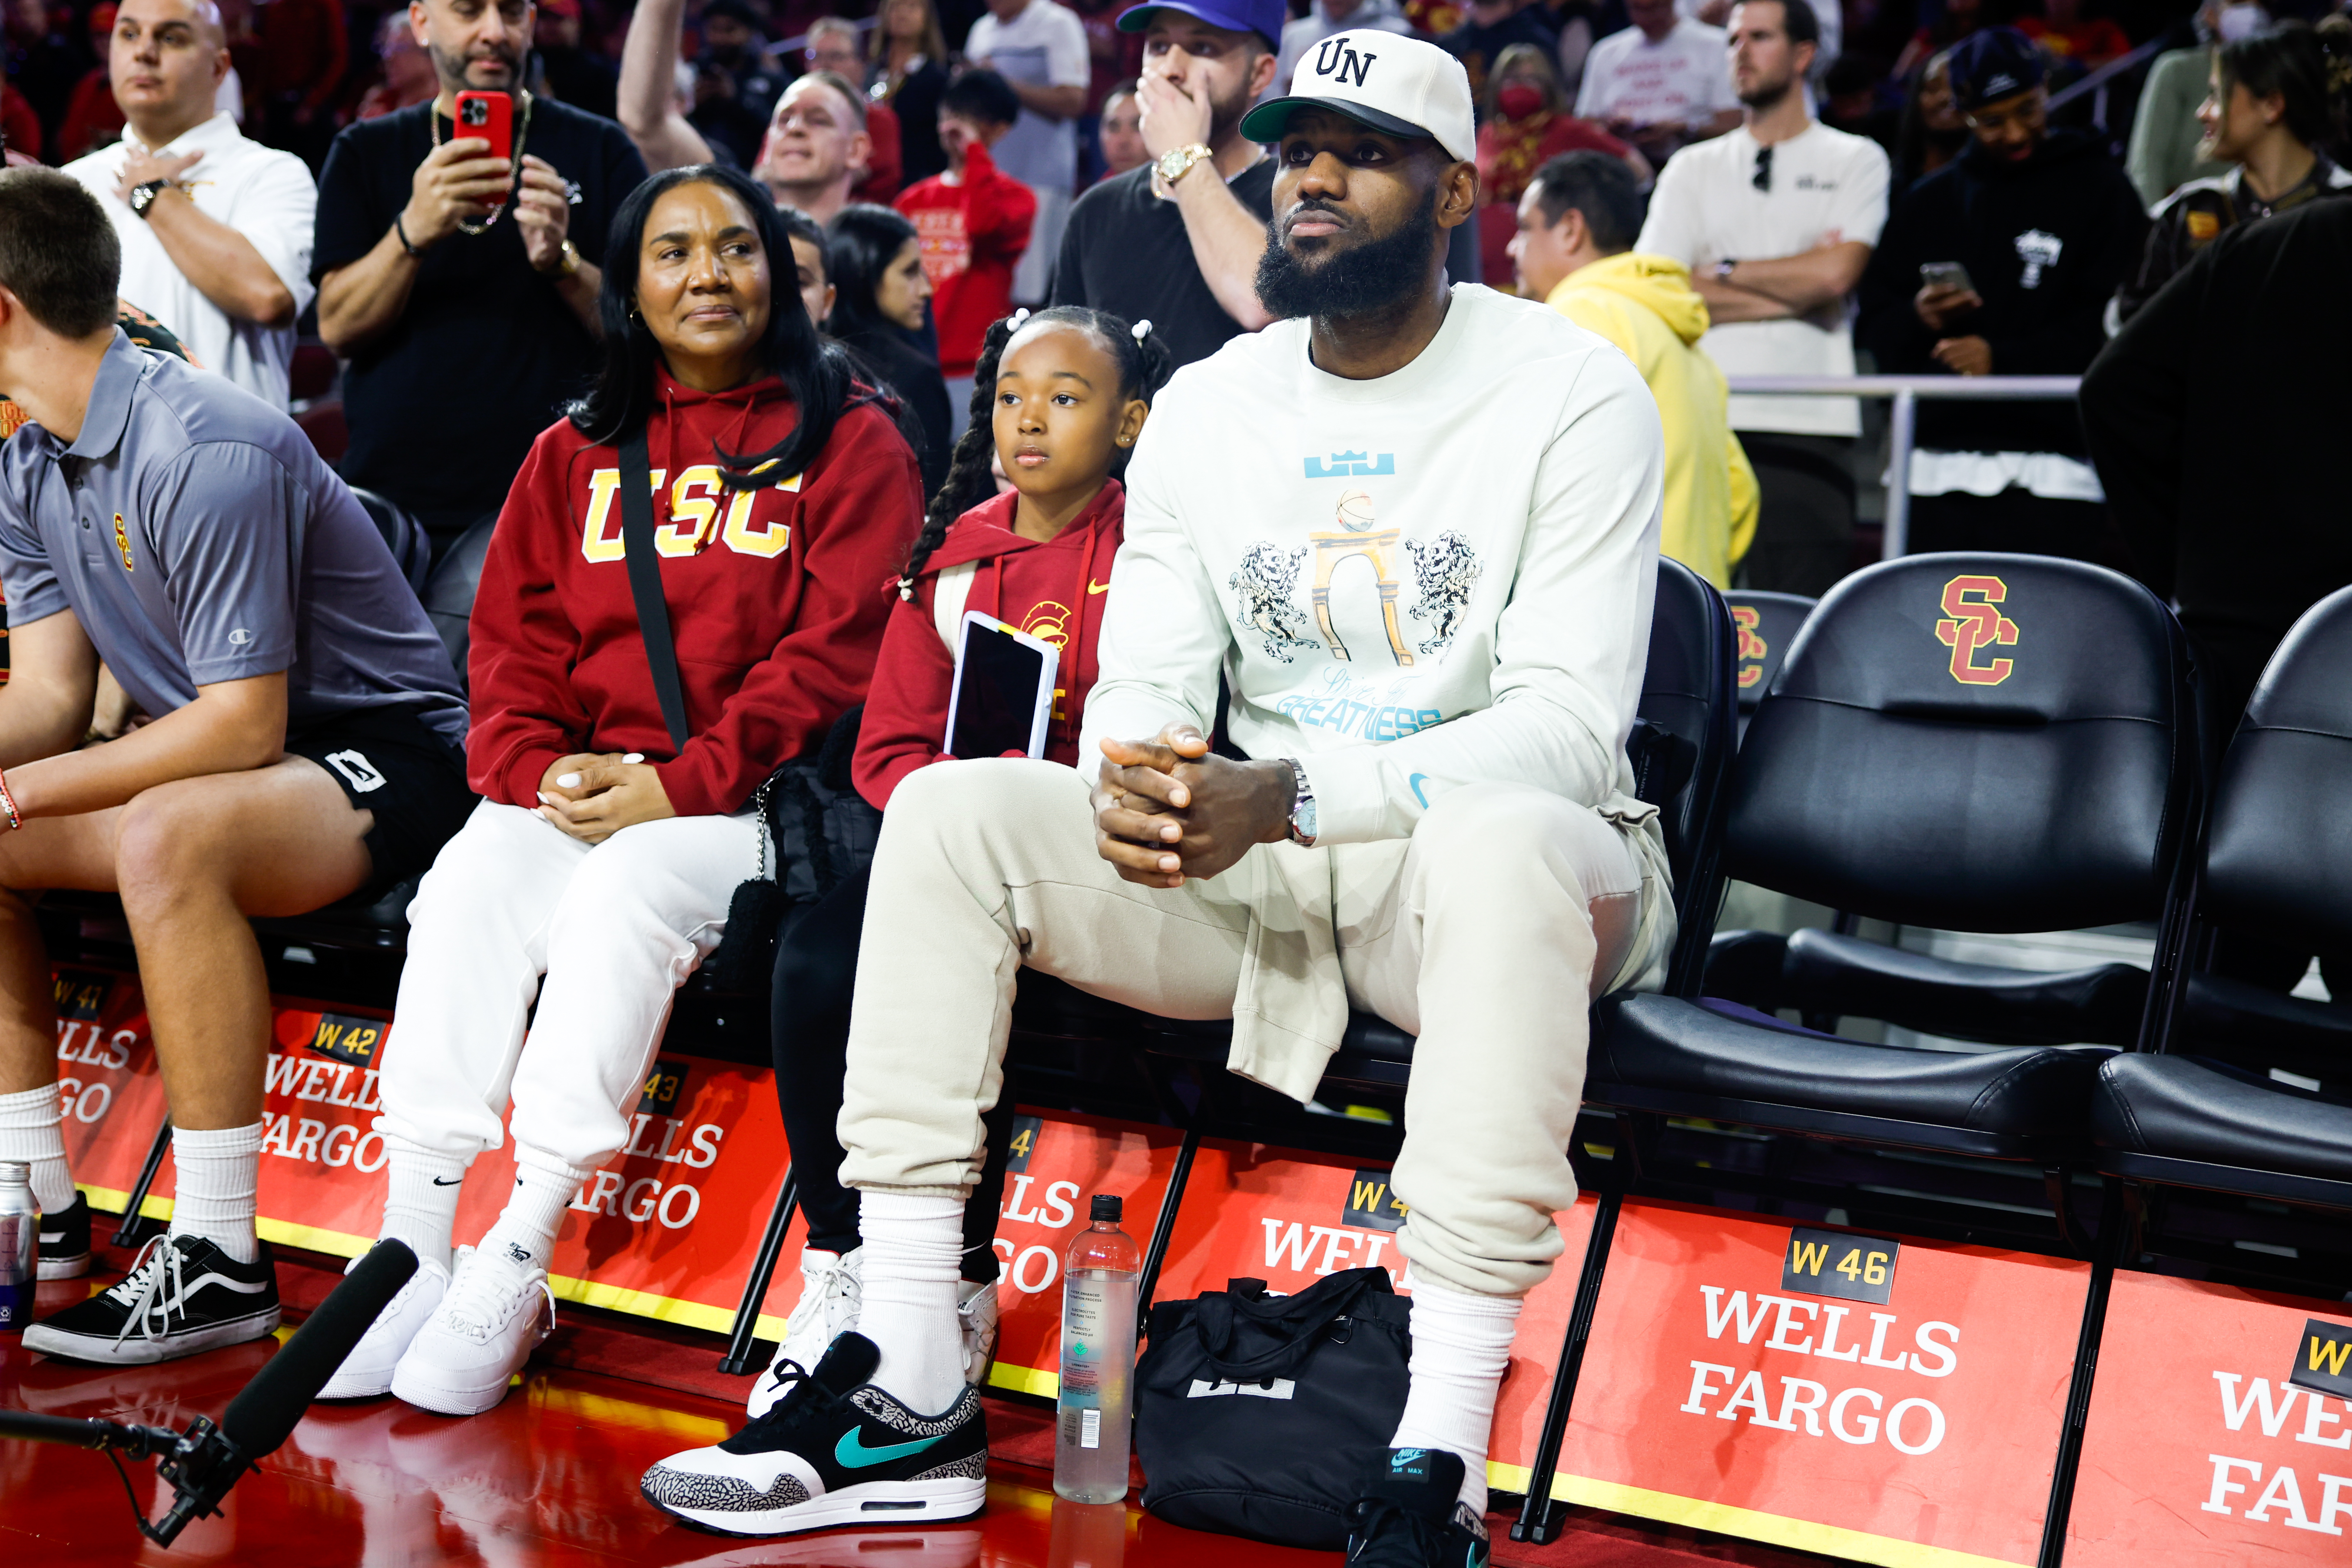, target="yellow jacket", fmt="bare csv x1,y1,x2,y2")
1546,254,1758,587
